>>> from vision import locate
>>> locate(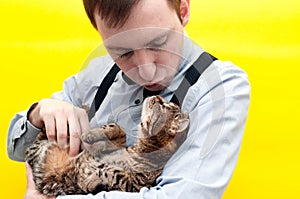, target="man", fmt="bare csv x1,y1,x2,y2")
7,0,250,198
